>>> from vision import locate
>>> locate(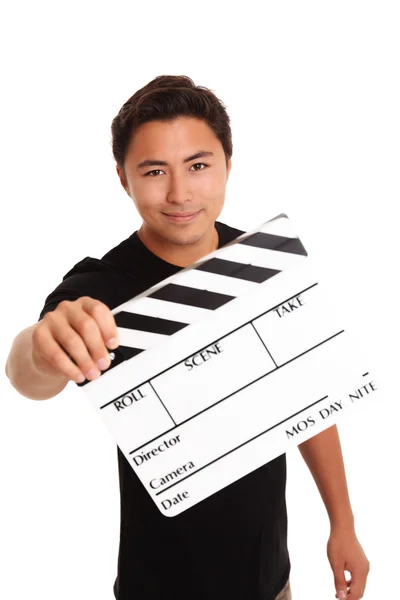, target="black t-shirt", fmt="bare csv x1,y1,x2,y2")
38,221,291,600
